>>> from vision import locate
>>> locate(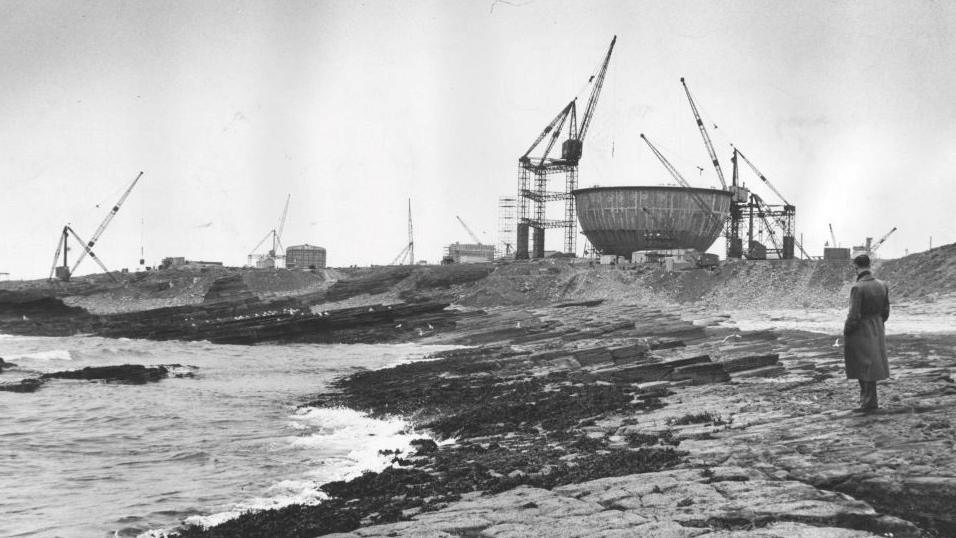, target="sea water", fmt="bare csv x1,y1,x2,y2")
0,334,456,537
